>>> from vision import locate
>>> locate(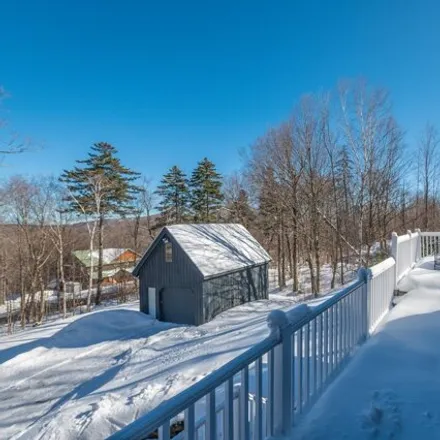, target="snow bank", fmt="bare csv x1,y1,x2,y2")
292,265,440,440
397,256,439,292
